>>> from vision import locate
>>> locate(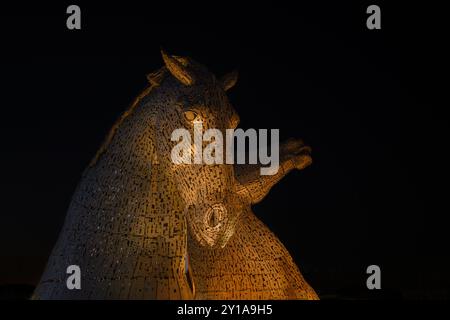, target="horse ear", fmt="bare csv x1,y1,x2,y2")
161,49,195,86
220,70,238,91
